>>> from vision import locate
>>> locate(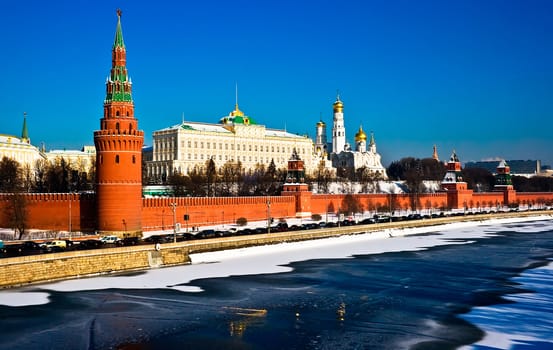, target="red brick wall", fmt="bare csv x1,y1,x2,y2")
310,193,449,215
514,192,553,206
0,193,96,233
2,191,553,235
142,196,297,231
